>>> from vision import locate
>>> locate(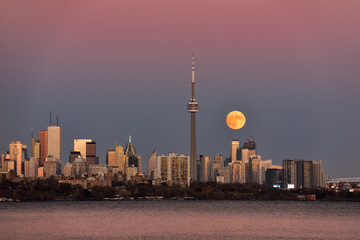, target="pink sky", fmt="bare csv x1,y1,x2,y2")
1,1,360,178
